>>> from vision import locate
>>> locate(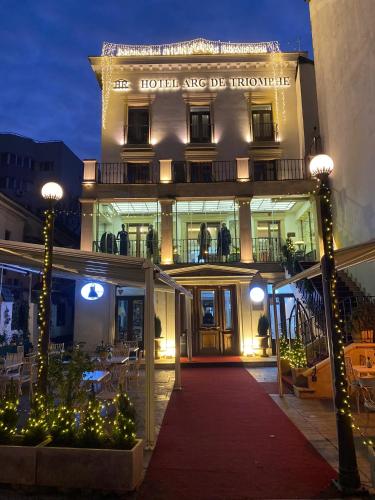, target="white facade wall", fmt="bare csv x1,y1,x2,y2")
309,0,375,293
